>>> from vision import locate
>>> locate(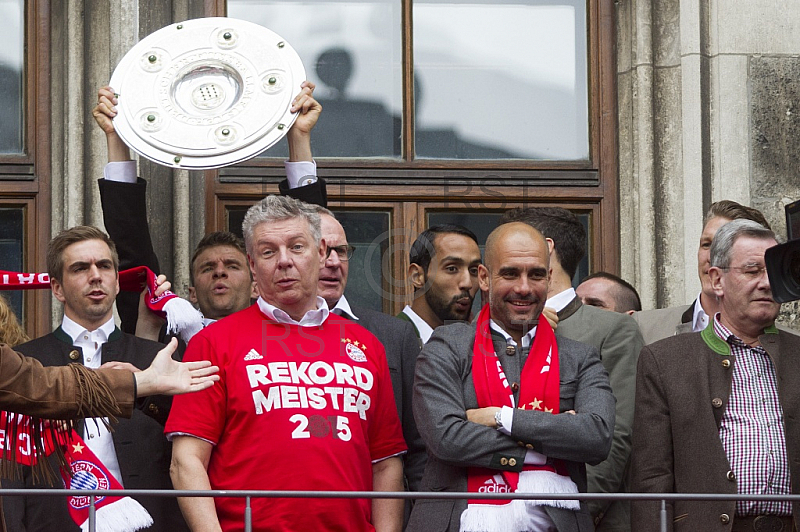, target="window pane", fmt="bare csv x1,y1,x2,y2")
0,208,25,320
414,0,588,160
229,0,403,158
0,0,24,154
332,210,391,312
